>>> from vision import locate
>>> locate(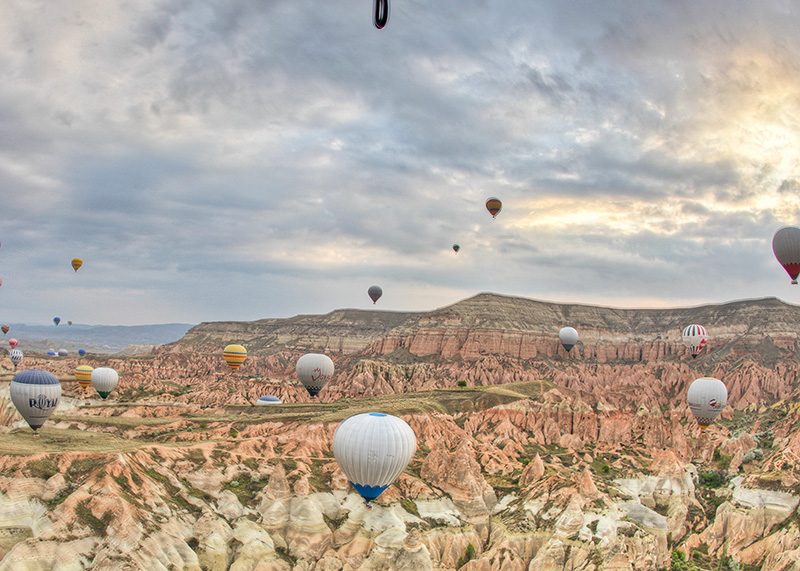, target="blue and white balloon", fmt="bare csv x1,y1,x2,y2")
10,369,61,435
333,412,416,507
